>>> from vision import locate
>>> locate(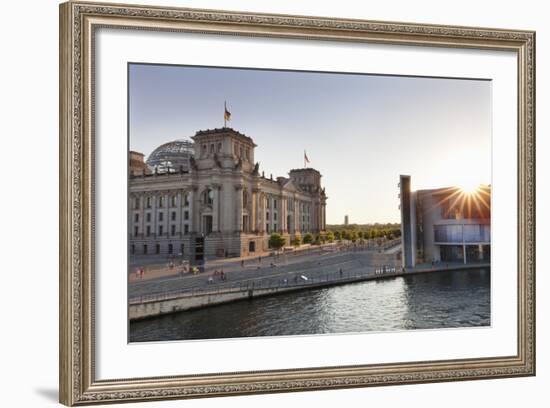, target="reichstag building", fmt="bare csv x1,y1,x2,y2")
129,127,327,261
